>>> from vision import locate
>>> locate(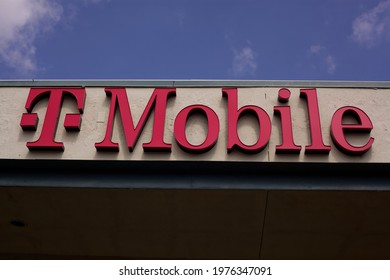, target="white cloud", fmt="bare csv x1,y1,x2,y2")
176,10,186,27
352,0,390,47
232,47,257,77
82,0,111,4
308,44,336,74
325,55,336,74
309,44,325,54
0,0,62,74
